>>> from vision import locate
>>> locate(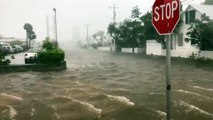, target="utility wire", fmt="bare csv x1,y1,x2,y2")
182,0,196,5
181,0,188,3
